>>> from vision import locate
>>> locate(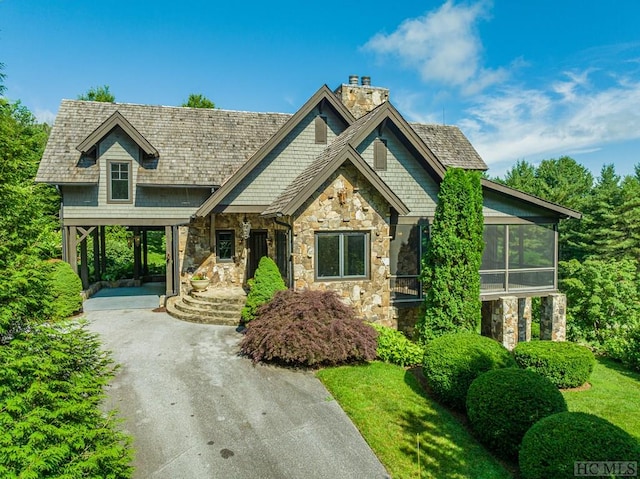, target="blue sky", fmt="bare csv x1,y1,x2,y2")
3,0,640,178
